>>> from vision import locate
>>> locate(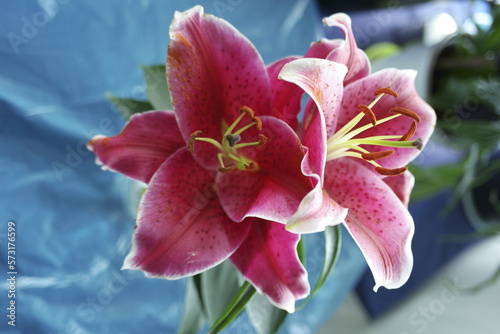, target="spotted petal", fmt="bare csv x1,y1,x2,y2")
324,158,414,290
285,167,348,234
338,68,436,169
230,219,309,313
267,56,302,130
383,171,415,207
87,110,185,184
168,5,272,170
123,148,252,279
285,140,348,233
